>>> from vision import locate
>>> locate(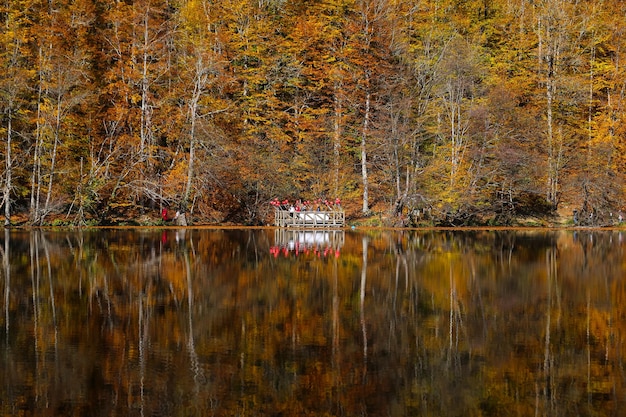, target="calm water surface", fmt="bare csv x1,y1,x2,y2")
0,228,625,416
